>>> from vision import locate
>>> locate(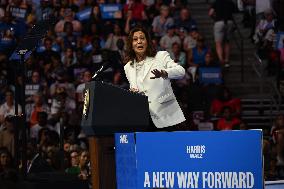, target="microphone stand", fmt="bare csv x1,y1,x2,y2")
92,63,108,80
